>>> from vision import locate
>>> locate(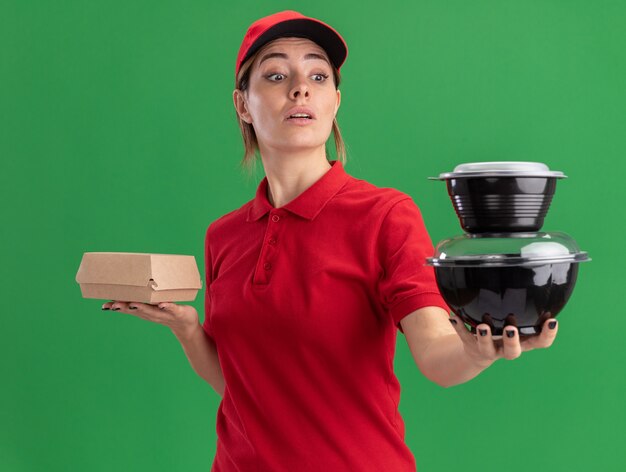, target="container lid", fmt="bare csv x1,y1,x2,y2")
430,161,567,180
426,232,590,267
